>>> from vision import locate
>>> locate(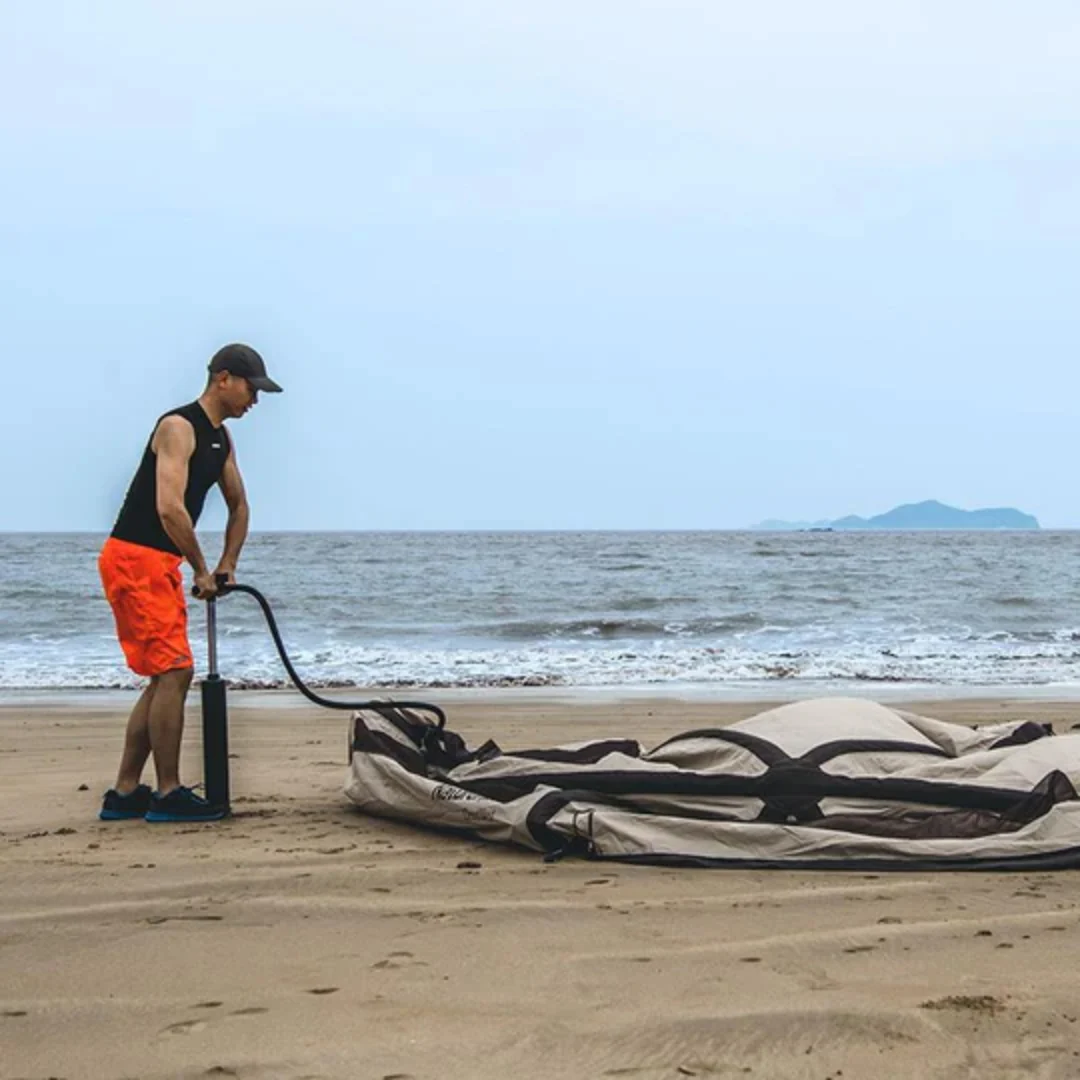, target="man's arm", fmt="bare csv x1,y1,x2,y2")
214,445,249,584
154,416,216,598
